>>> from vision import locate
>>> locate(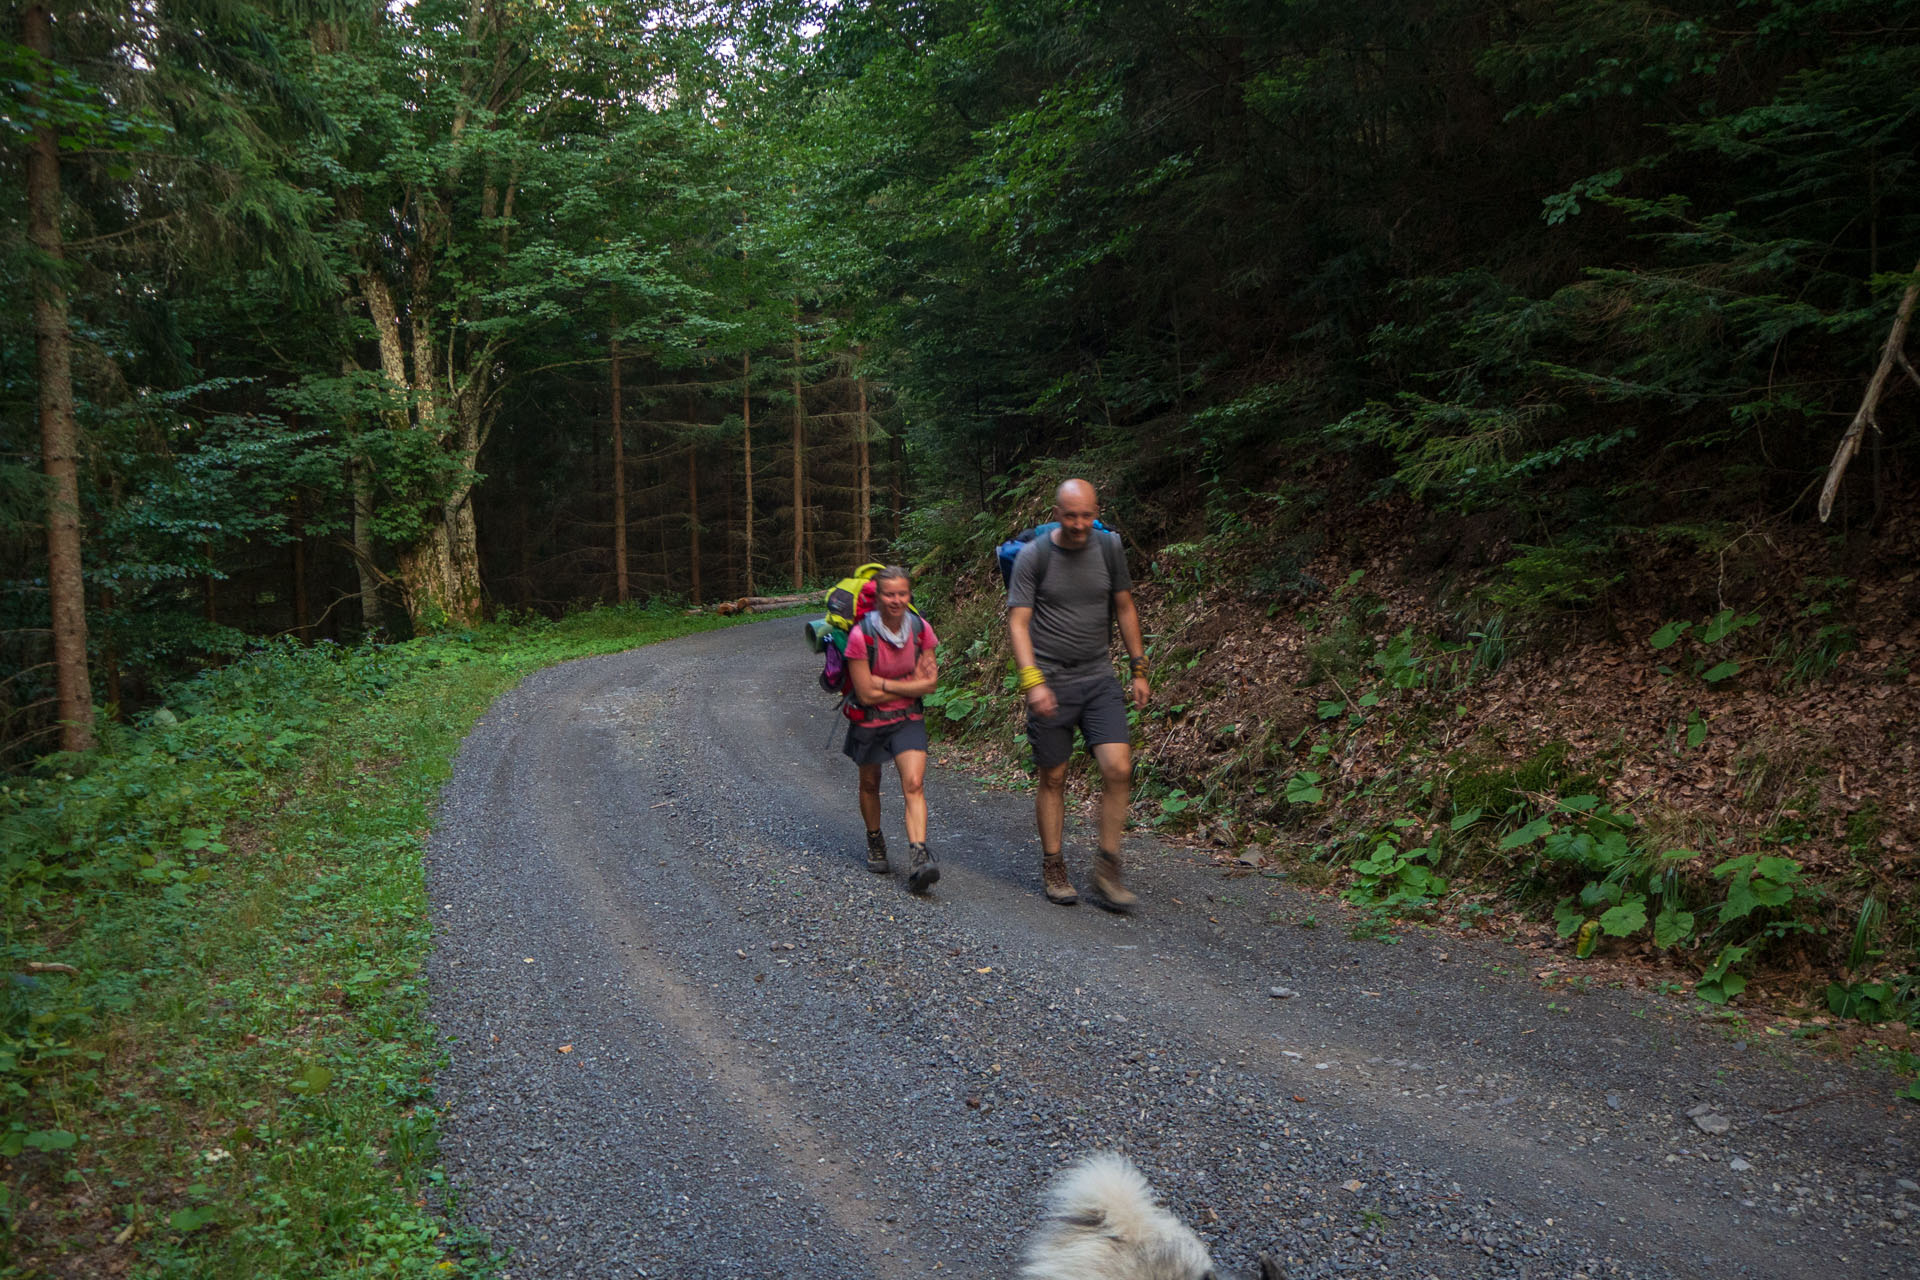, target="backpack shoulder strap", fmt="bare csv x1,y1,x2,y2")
1030,528,1057,597
858,611,927,720
860,610,926,653
1100,528,1125,594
